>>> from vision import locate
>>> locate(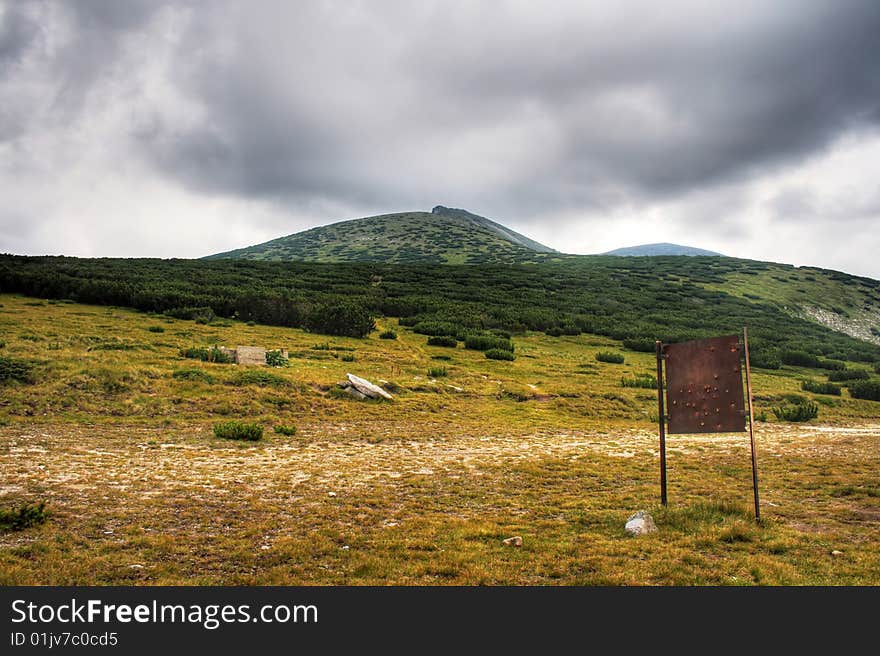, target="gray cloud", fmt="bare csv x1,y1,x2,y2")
1,0,879,275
